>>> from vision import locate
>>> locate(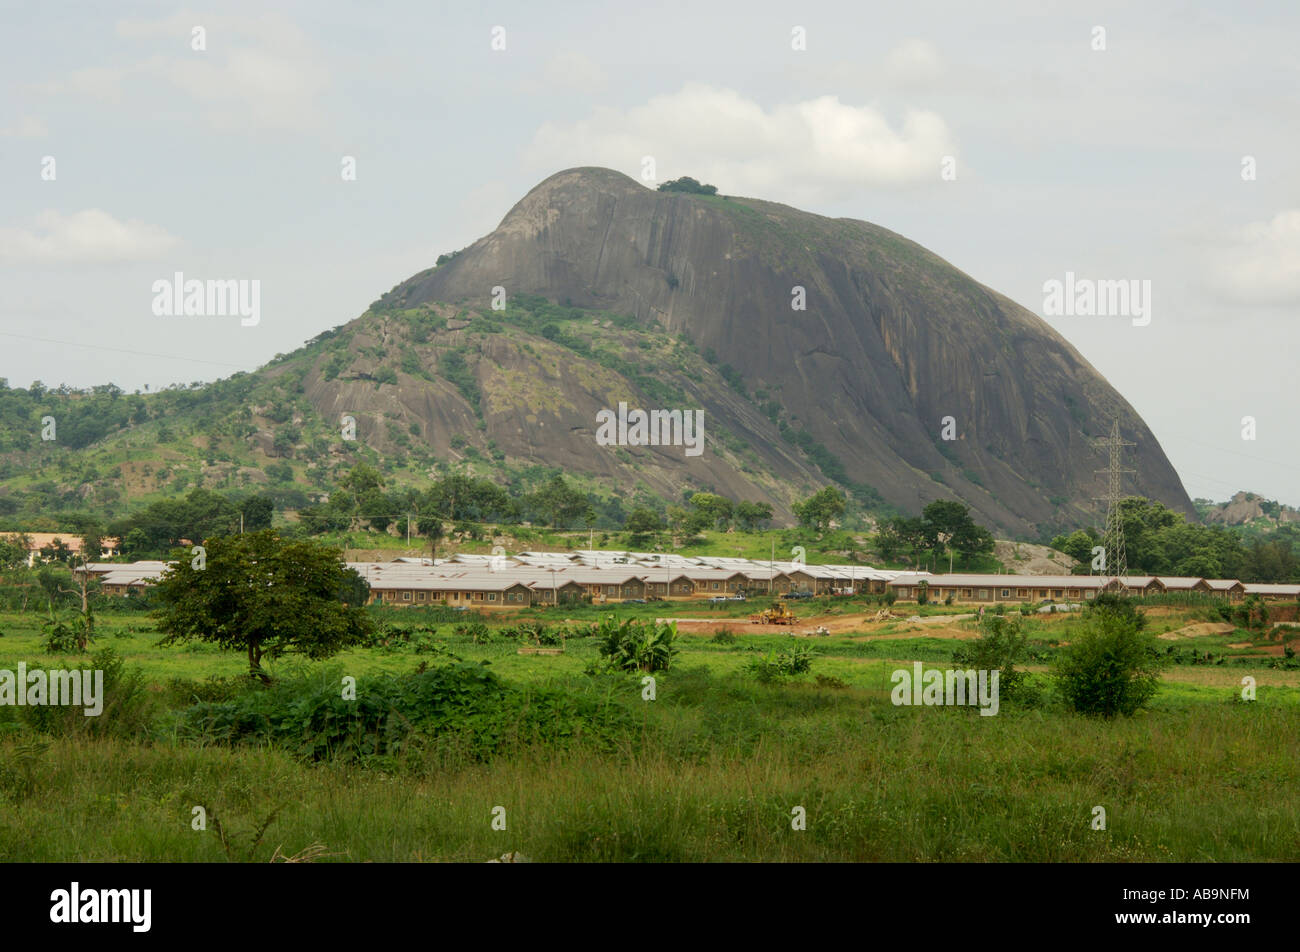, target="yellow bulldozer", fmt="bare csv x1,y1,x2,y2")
750,600,797,625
